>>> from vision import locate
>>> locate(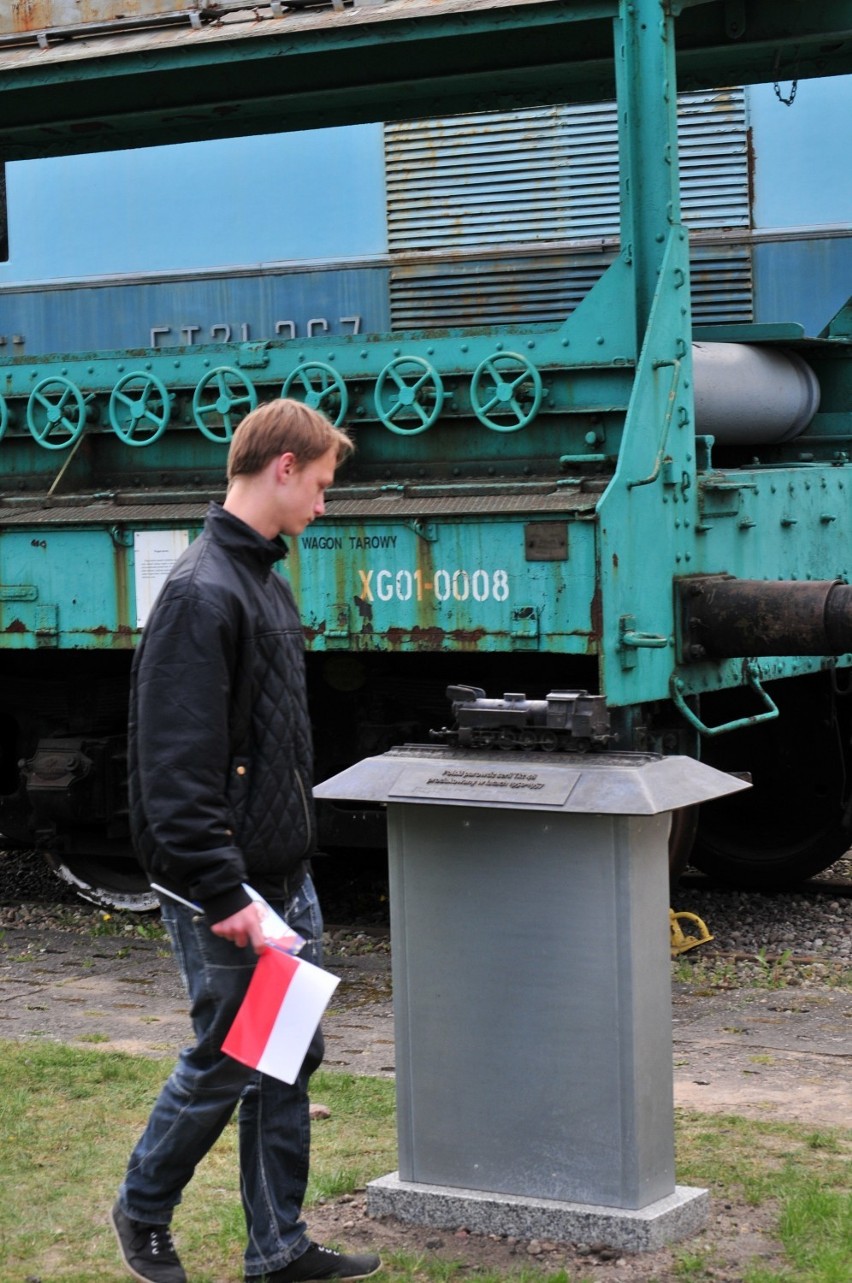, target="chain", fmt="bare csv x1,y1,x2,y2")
773,78,798,106
772,48,799,106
